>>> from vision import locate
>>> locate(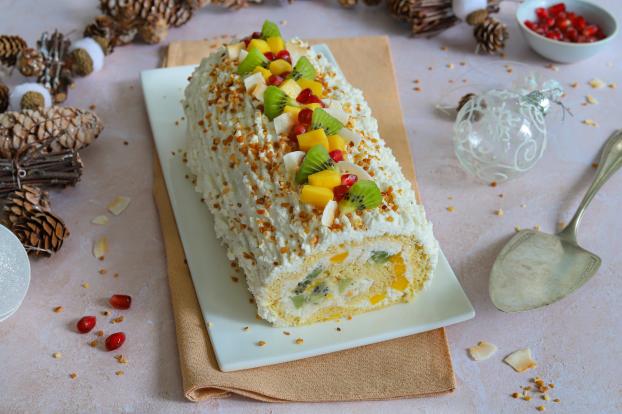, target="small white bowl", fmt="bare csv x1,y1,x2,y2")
516,0,618,63
0,224,30,322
